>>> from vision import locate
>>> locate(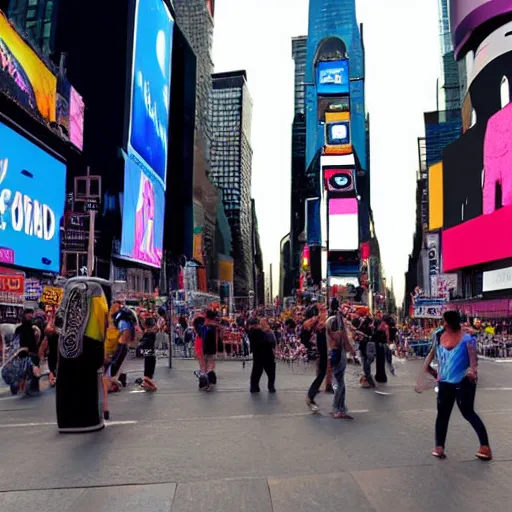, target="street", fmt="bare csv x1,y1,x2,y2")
0,358,511,511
